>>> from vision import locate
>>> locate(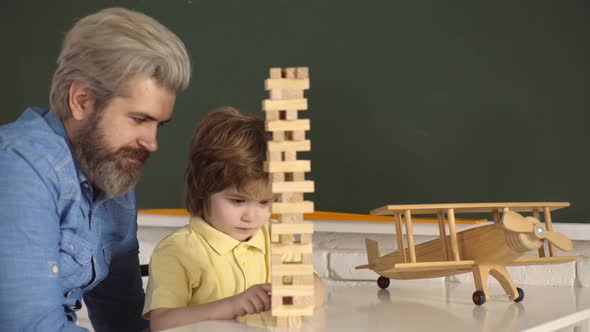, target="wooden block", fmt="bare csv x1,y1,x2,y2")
279,234,294,245
276,315,303,328
266,110,281,122
300,233,312,245
301,253,313,264
295,67,309,78
268,140,311,153
292,131,306,141
264,160,311,173
270,173,284,183
292,173,305,182
291,274,314,285
266,119,310,132
272,201,314,214
271,131,285,142
272,264,314,276
272,243,312,254
265,78,310,90
294,295,314,307
272,305,314,316
282,275,296,285
280,192,304,203
271,271,284,284
272,181,314,193
270,89,282,100
270,68,282,78
286,110,299,120
284,151,297,162
284,90,303,99
278,213,304,223
284,67,296,78
272,285,314,296
271,221,313,234
271,253,284,265
263,99,307,112
267,150,283,162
